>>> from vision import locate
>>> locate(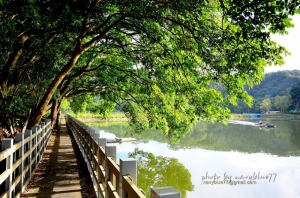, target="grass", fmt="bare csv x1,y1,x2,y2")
69,112,126,119
87,121,129,127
